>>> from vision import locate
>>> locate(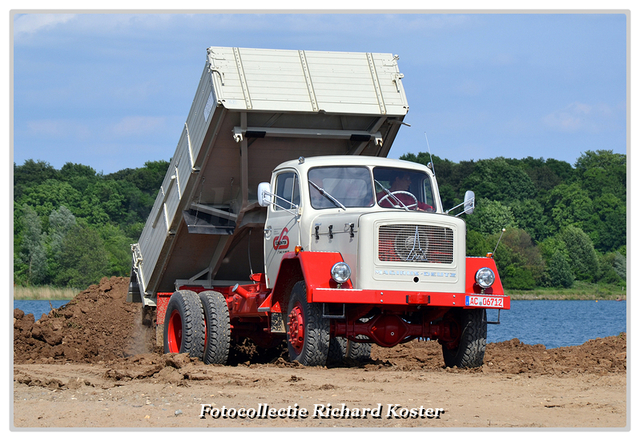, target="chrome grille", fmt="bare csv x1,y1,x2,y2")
378,224,454,264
